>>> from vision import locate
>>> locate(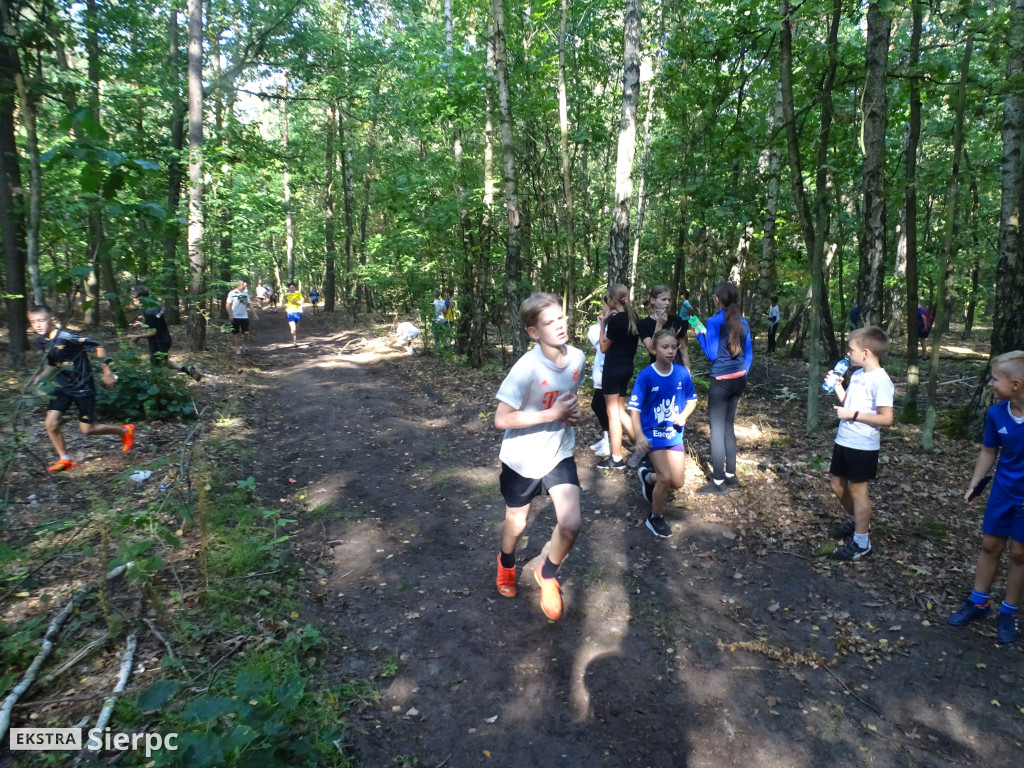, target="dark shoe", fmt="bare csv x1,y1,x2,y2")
186,365,203,382
947,598,991,627
696,481,729,496
646,514,672,539
831,539,872,561
637,466,654,504
597,456,626,470
830,519,856,540
724,475,740,489
996,611,1021,644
